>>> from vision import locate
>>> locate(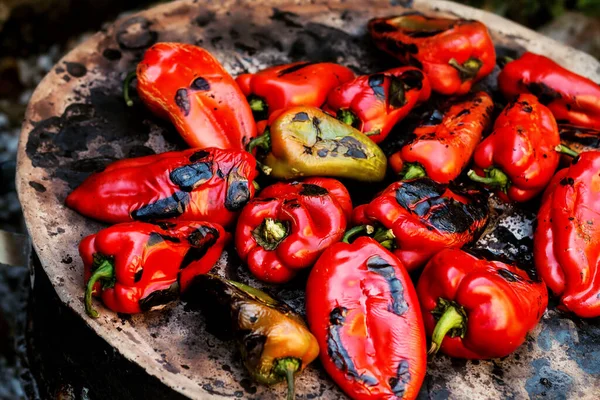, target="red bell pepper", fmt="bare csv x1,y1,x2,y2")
369,13,495,95
66,148,258,227
236,62,355,120
235,178,350,283
468,94,577,202
133,42,256,149
324,67,431,143
534,151,600,318
81,221,229,317
389,91,493,183
498,52,600,130
306,235,426,400
417,248,548,359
